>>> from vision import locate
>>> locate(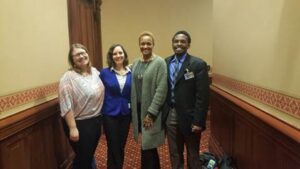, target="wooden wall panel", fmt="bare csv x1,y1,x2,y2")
53,118,74,169
67,0,103,69
0,100,73,169
0,133,31,169
29,118,57,169
252,132,278,169
210,97,234,155
233,116,253,169
209,85,300,169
